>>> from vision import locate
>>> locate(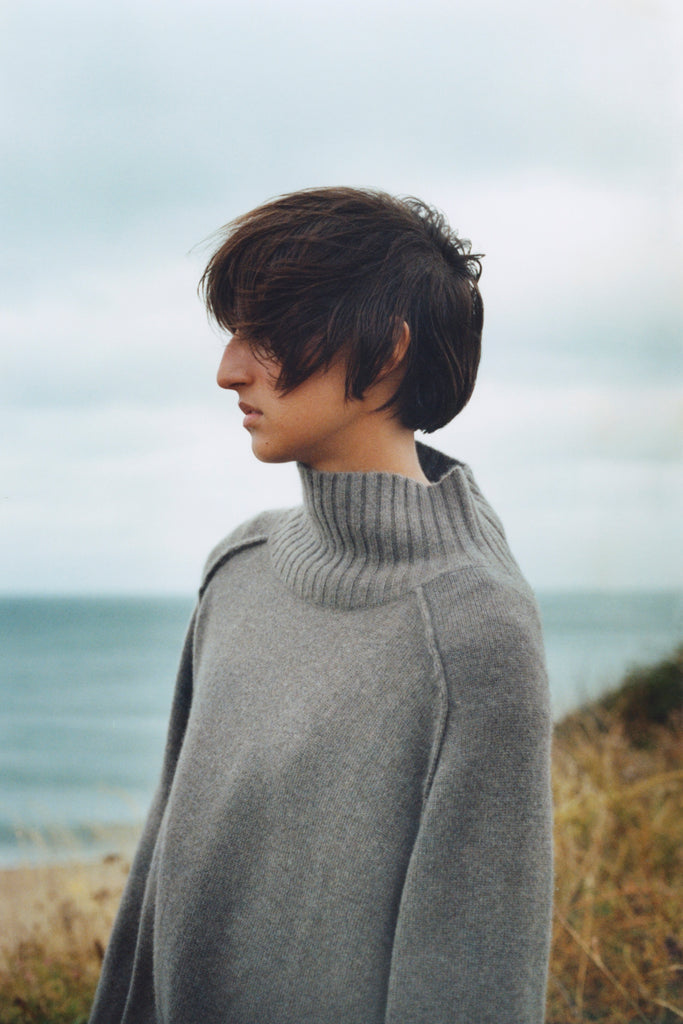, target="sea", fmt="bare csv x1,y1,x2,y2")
1,591,681,867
